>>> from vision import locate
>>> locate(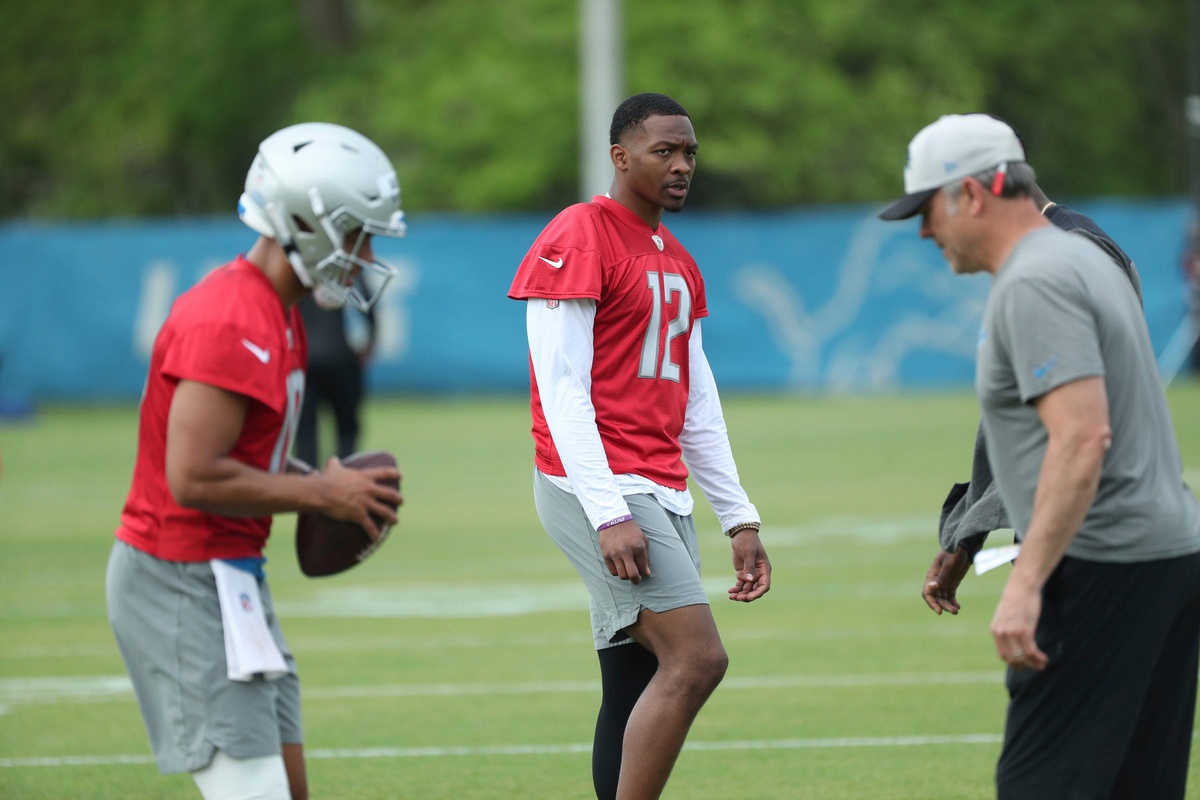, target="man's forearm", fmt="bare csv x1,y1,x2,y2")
1009,436,1106,590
